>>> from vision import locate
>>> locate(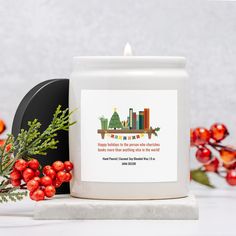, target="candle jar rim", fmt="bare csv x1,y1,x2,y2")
72,56,186,69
